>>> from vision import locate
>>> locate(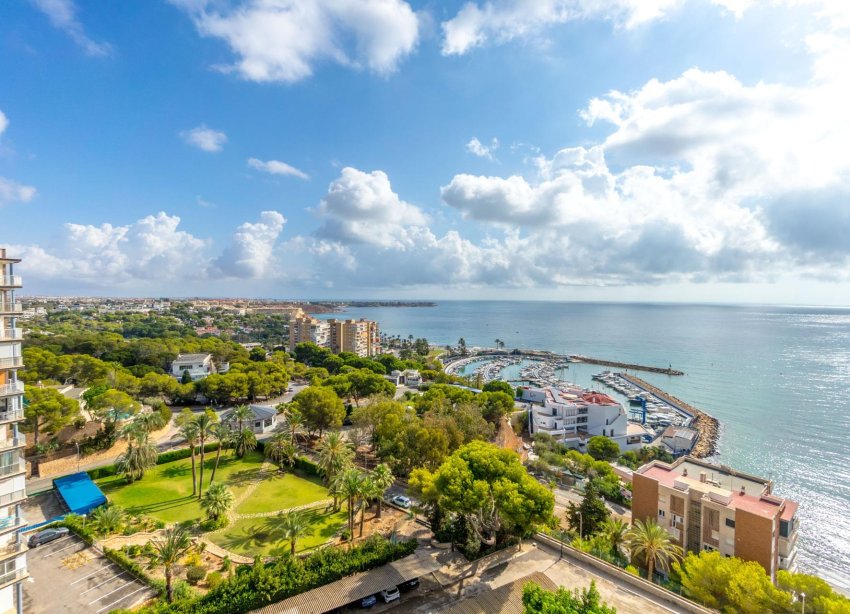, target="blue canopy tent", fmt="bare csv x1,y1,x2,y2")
53,472,106,515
